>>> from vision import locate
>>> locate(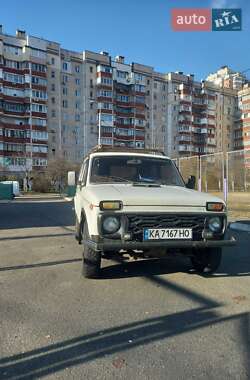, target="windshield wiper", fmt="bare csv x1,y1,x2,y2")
132,182,161,187
92,175,132,183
